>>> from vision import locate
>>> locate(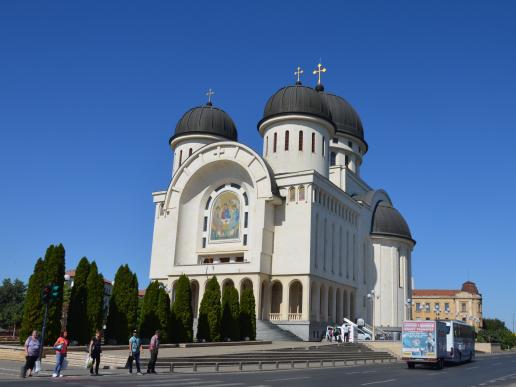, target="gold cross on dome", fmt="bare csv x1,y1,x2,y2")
206,88,215,104
313,63,327,85
294,66,304,84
